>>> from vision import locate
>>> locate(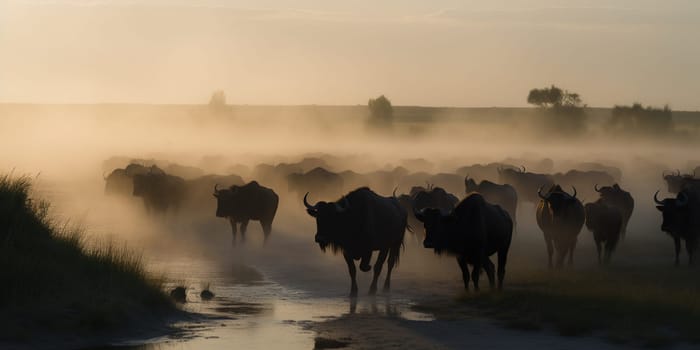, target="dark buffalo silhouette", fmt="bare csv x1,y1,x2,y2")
185,174,245,213
415,193,513,291
584,200,623,265
663,170,700,194
104,163,155,195
214,181,279,245
553,170,616,201
499,166,554,204
654,189,700,266
594,184,634,240
398,185,459,237
455,163,517,184
536,185,585,268
132,171,186,214
287,167,345,200
304,187,406,297
575,162,623,182
364,167,409,194
427,173,464,197
464,176,518,227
